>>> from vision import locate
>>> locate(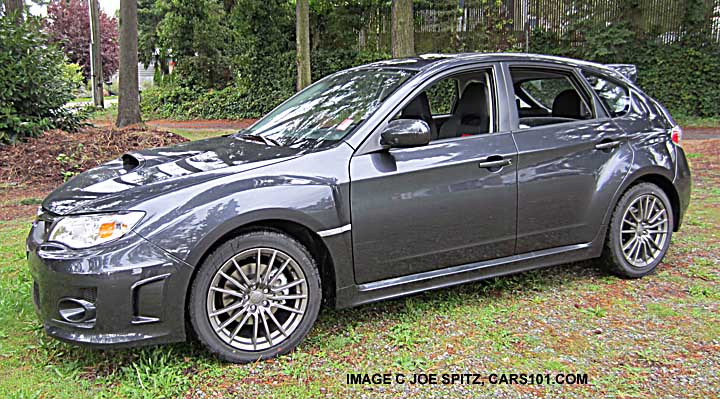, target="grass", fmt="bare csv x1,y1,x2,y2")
0,141,718,398
69,96,117,104
675,115,720,128
87,104,118,124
